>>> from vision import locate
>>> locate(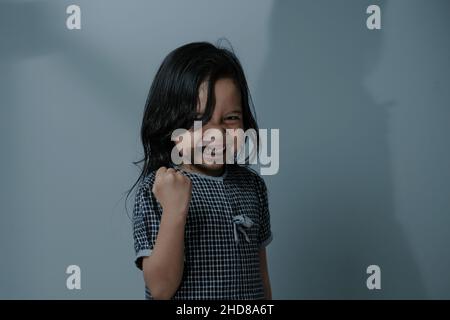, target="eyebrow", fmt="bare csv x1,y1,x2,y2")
196,109,242,117
226,110,242,114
